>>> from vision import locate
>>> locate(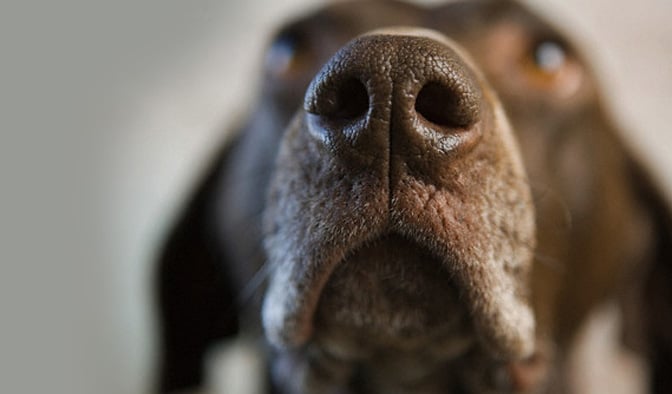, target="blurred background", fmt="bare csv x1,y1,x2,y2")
1,0,670,393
